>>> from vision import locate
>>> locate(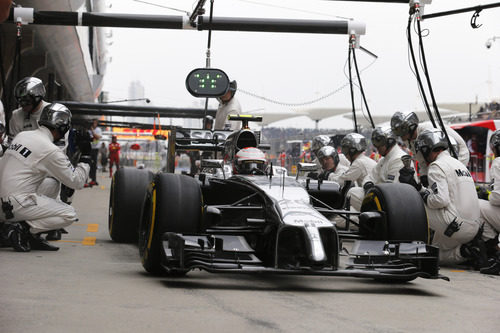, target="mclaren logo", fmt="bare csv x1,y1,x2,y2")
455,169,472,178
